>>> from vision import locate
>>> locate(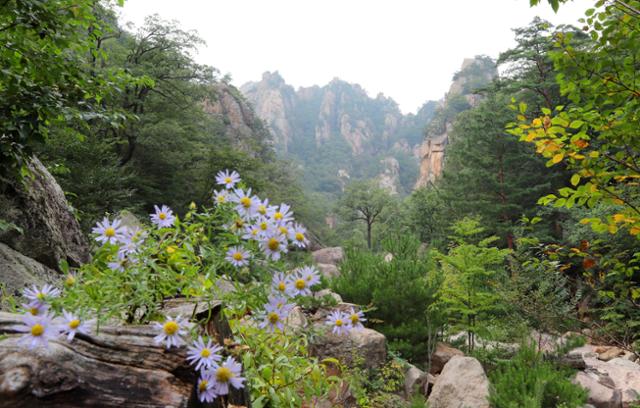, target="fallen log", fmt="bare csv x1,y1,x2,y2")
0,299,250,408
